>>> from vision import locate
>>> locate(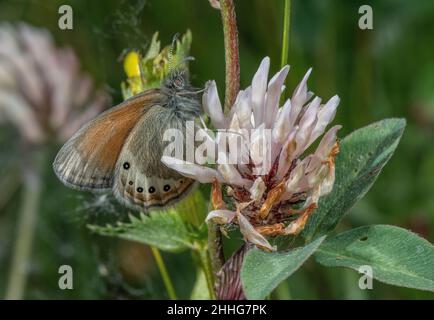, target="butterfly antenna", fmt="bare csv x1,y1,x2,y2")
177,86,205,96
168,33,180,73
175,56,195,69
